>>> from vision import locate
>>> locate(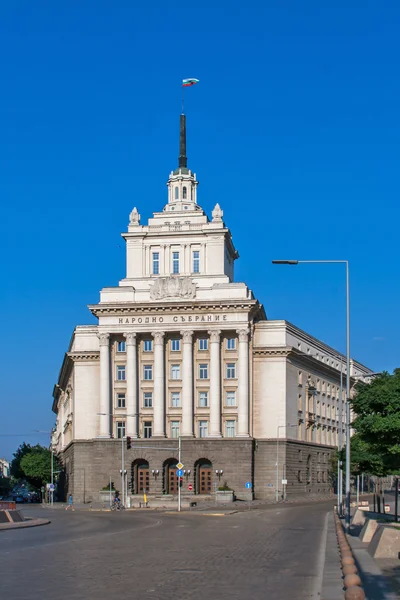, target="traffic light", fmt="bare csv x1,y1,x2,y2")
126,436,132,450
179,477,183,488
